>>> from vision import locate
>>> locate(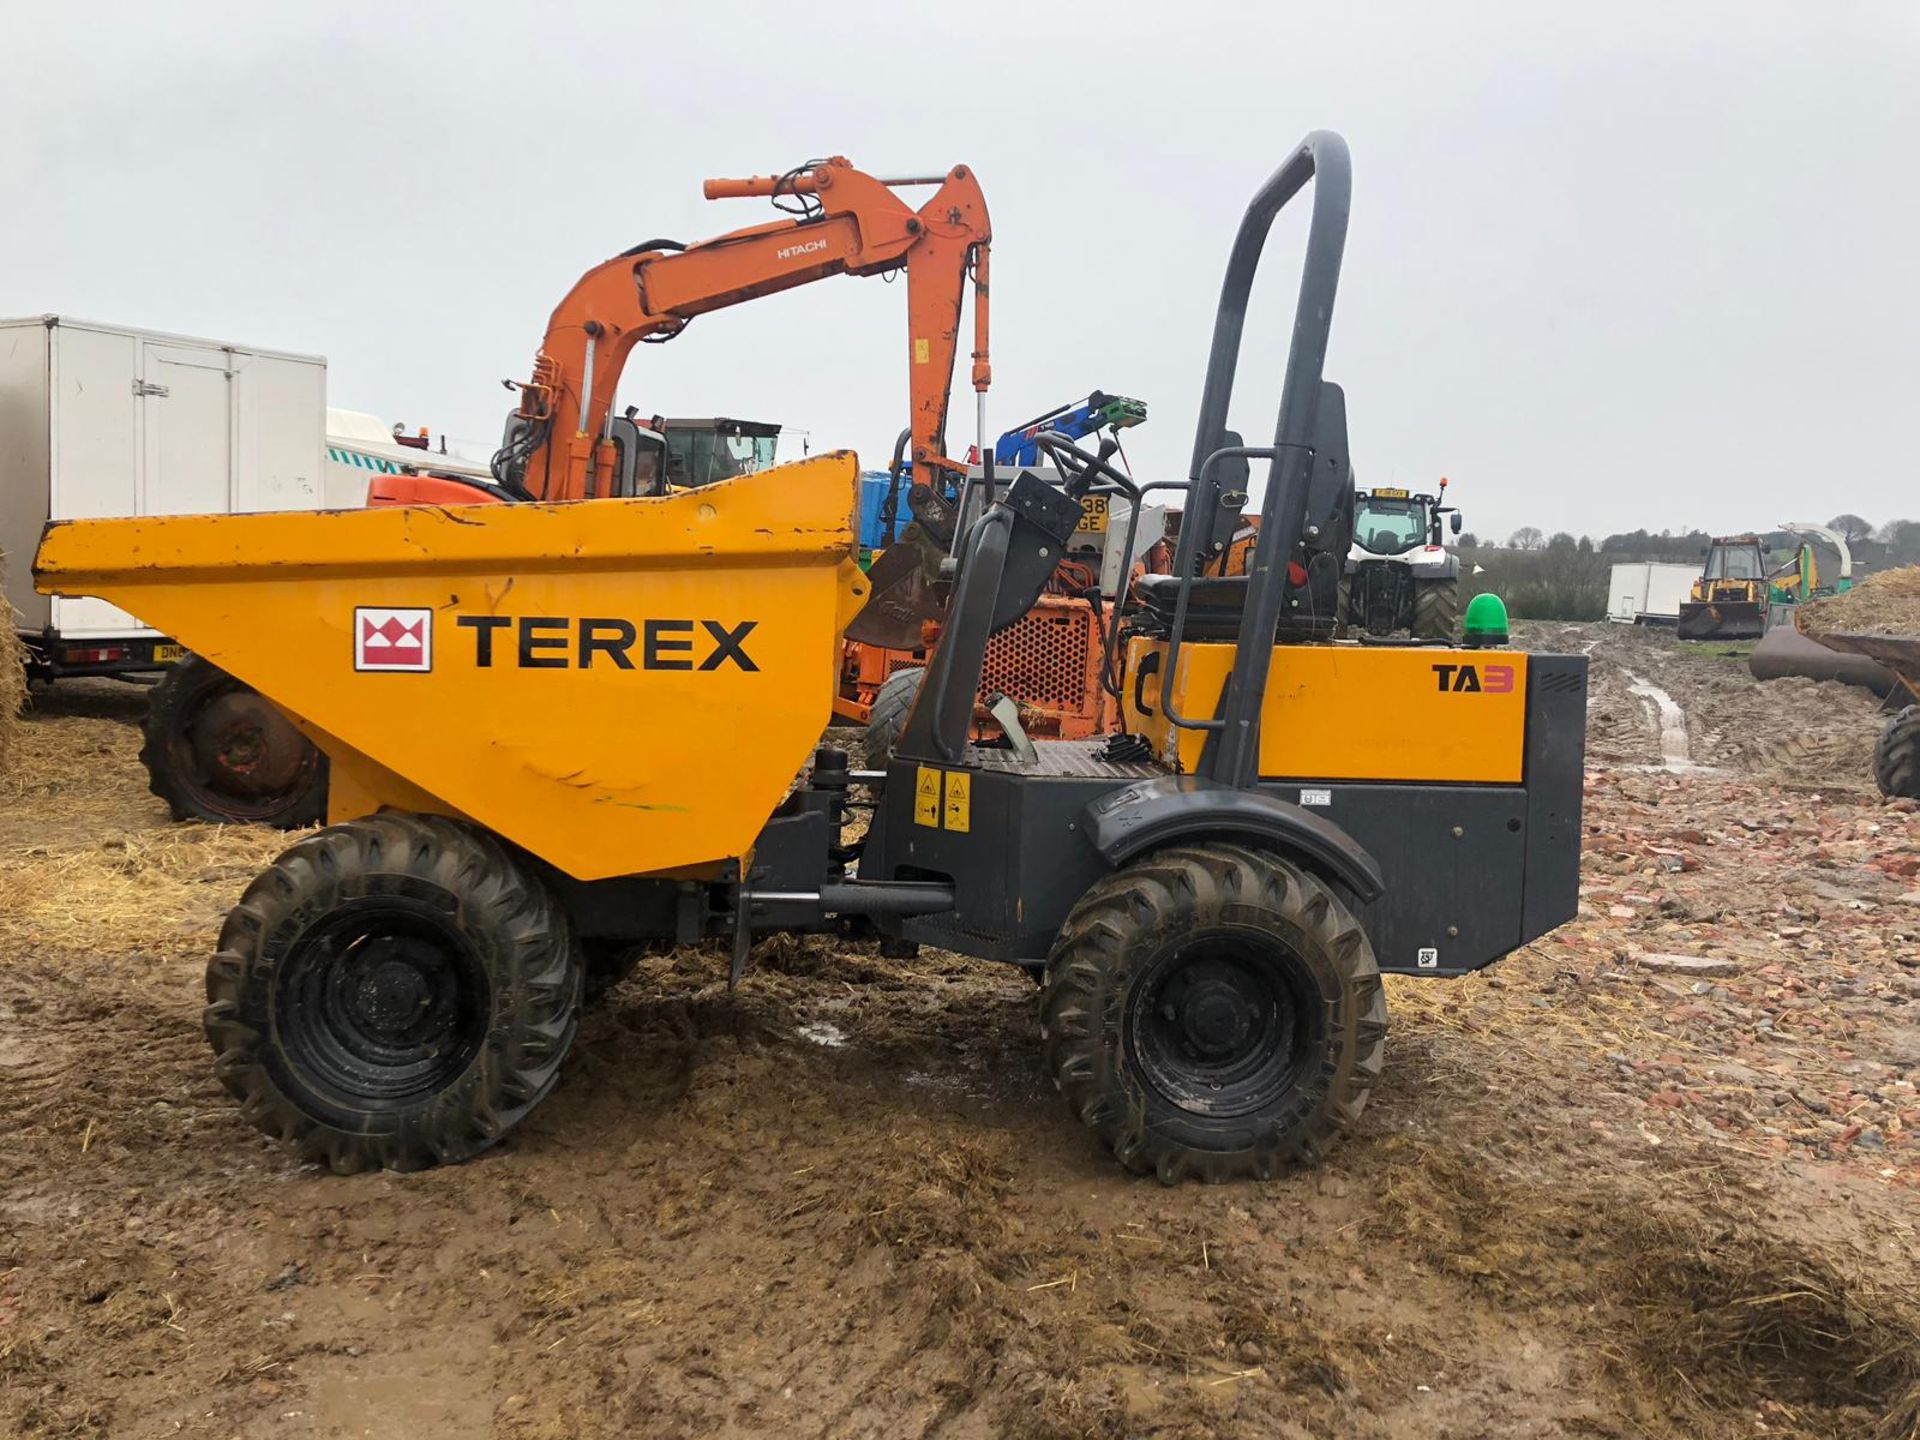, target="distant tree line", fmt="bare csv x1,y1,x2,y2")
1450,513,1920,621
1826,514,1920,566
